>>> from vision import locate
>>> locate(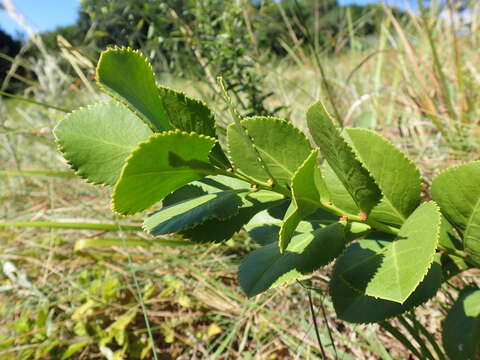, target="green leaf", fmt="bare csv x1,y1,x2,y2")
279,149,327,251
438,215,463,252
306,101,381,214
144,189,246,235
247,224,281,246
227,116,311,188
430,161,480,266
443,287,480,360
158,87,231,169
321,162,360,214
97,47,171,132
246,204,343,246
181,190,284,243
61,341,89,360
161,175,251,207
54,101,152,186
112,131,216,215
101,309,138,347
245,201,288,245
342,201,440,303
162,184,209,206
239,222,346,297
278,202,303,252
158,86,216,137
368,199,404,227
345,128,422,223
330,244,442,324
194,175,251,193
